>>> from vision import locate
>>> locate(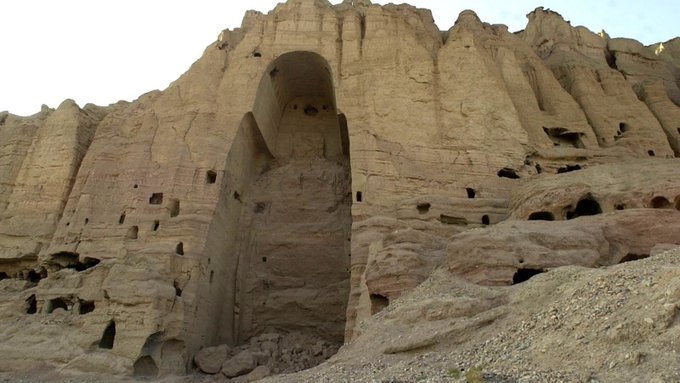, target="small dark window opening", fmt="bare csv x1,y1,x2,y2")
233,191,241,202
152,220,160,231
615,123,631,139
512,268,545,284
99,321,116,349
27,270,42,283
206,170,217,184
651,196,670,209
169,199,180,217
173,281,182,297
252,51,261,58
175,242,184,256
482,215,490,225
528,211,555,221
133,184,138,189
254,202,266,213
126,226,139,240
84,218,89,225
47,297,69,313
0,272,7,281
557,164,582,174
648,150,655,156
26,294,37,314
497,168,520,179
619,253,650,263
262,257,267,263
535,163,543,174
149,193,163,205
615,204,625,210
466,188,476,199
417,202,431,214
209,270,214,284
304,105,319,116
119,212,126,224
356,191,363,202
72,257,100,272
566,196,602,220
79,300,95,315
370,294,389,315
543,127,584,148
